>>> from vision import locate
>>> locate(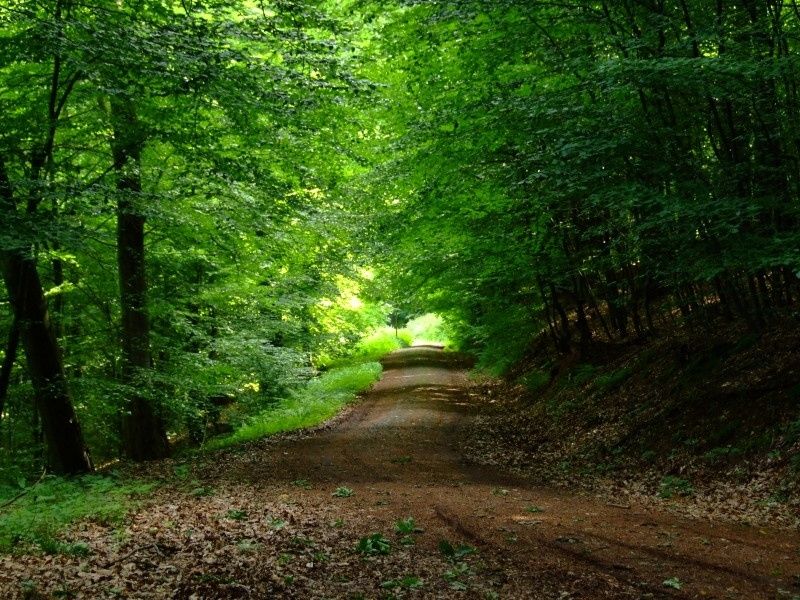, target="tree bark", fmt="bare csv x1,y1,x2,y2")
0,253,92,473
0,157,92,474
0,316,20,424
109,98,169,461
